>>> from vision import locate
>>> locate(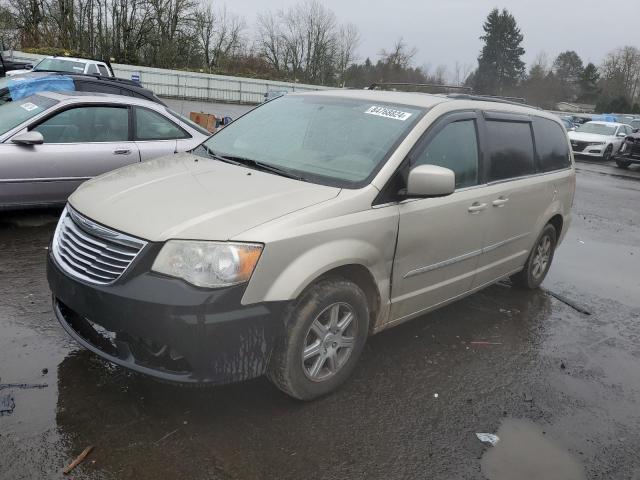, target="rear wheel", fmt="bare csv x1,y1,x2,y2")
512,224,557,289
267,278,369,400
603,144,613,161
616,159,631,168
